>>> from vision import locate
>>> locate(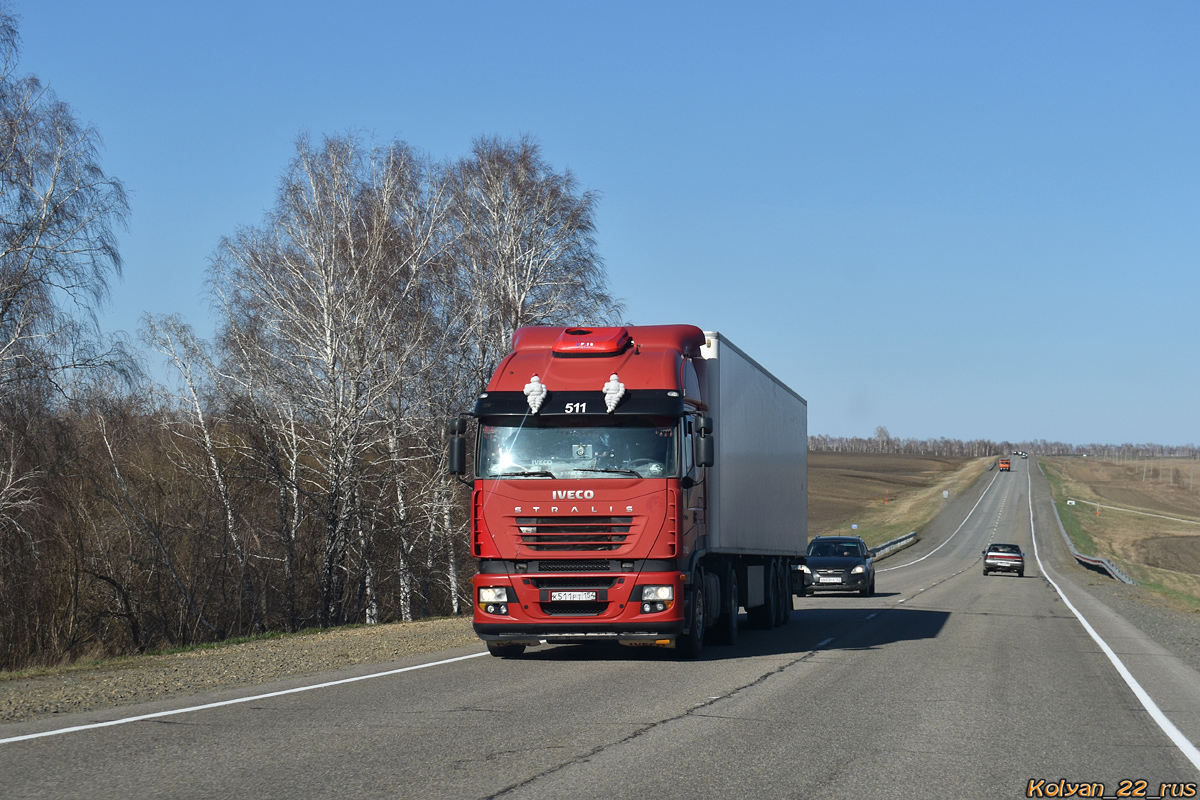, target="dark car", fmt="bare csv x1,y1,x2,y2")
800,535,875,596
982,543,1025,577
